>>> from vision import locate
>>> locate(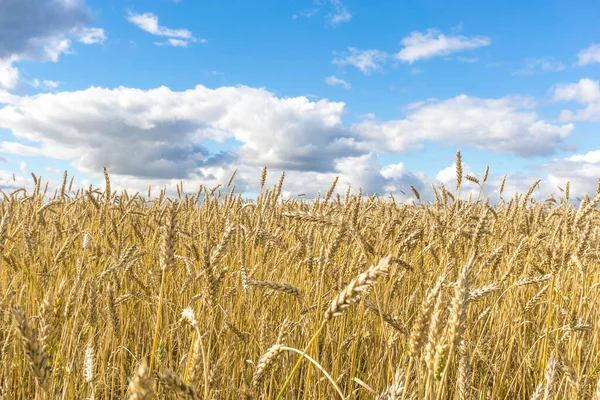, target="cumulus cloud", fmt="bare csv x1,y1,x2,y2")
576,44,600,66
0,85,363,179
380,162,428,198
434,160,494,199
395,29,490,63
126,11,203,47
0,169,28,191
0,0,105,89
352,95,573,157
0,89,20,105
554,78,600,122
332,47,388,74
431,159,566,204
0,84,575,198
554,78,600,104
0,0,89,59
542,150,600,198
107,151,600,204
324,75,351,90
260,154,423,202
